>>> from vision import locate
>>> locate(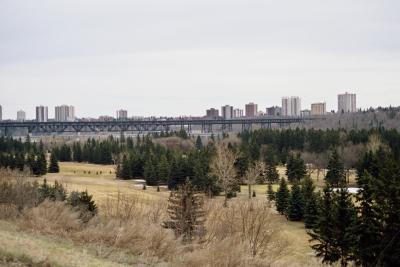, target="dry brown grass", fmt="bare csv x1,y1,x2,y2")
12,193,320,266
19,200,82,236
0,164,323,266
0,169,39,219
